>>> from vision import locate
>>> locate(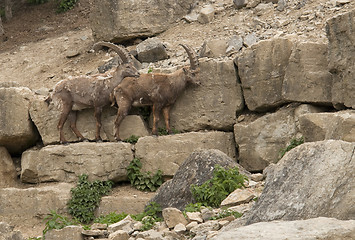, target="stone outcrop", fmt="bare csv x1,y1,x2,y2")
326,9,355,109
0,86,39,155
282,42,332,104
234,104,321,172
148,149,247,211
0,147,17,188
21,142,134,183
299,110,355,142
214,217,355,240
236,38,293,111
89,0,196,42
135,132,237,177
30,94,149,145
0,183,72,235
0,222,25,240
244,140,355,224
45,226,84,240
136,37,168,63
164,58,244,132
